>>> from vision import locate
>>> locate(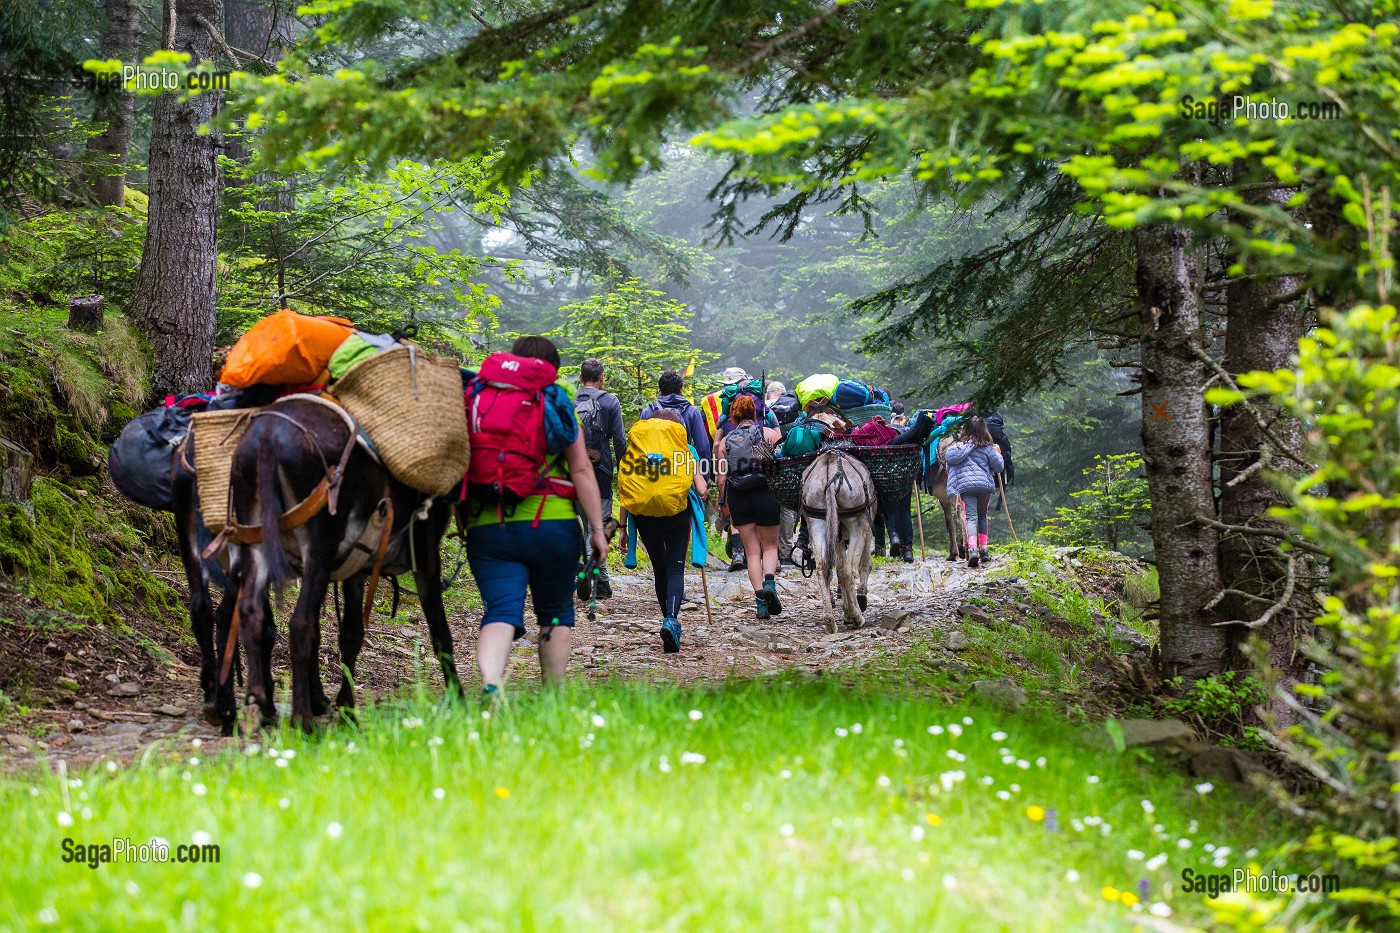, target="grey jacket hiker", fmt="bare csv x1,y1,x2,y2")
944,442,1005,498
576,385,628,492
